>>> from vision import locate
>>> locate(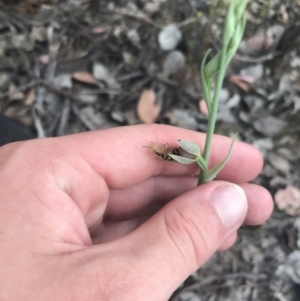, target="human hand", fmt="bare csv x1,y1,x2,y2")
0,125,273,300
